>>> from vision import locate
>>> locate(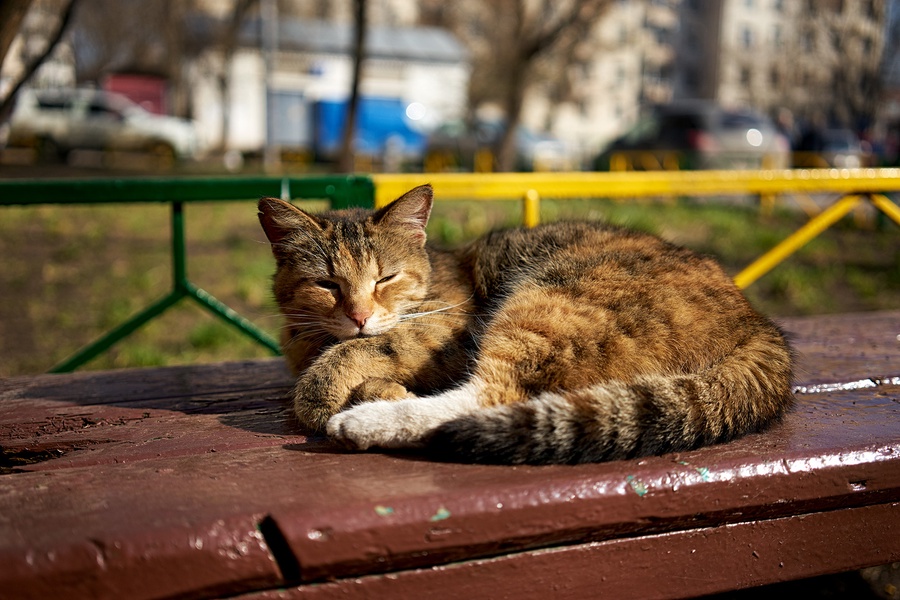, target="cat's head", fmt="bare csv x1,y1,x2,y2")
259,184,434,341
